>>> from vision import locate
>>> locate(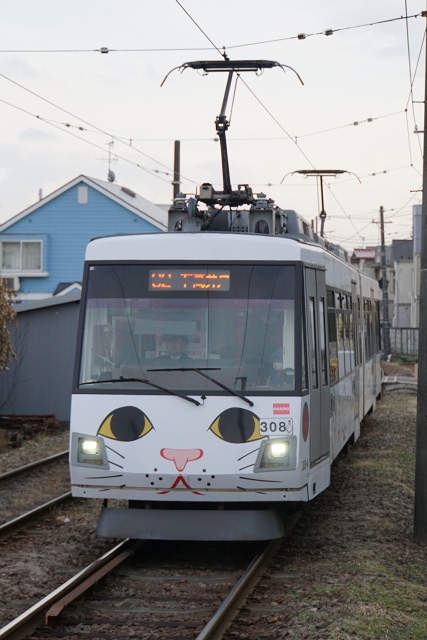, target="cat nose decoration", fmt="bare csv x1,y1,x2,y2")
160,448,203,472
